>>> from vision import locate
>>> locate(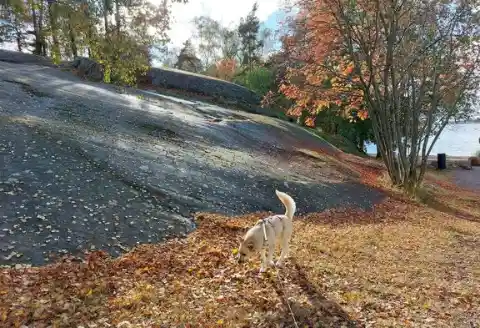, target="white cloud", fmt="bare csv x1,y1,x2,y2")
157,0,281,48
